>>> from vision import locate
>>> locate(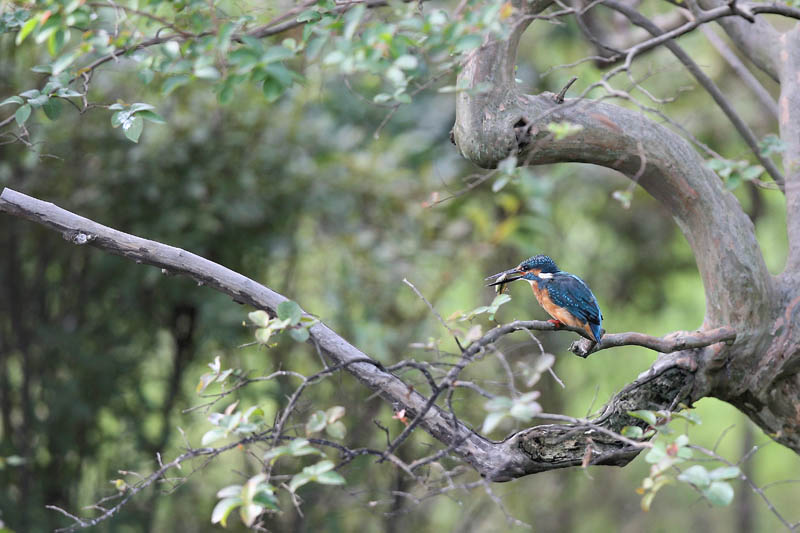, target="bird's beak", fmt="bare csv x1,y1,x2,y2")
485,267,524,287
